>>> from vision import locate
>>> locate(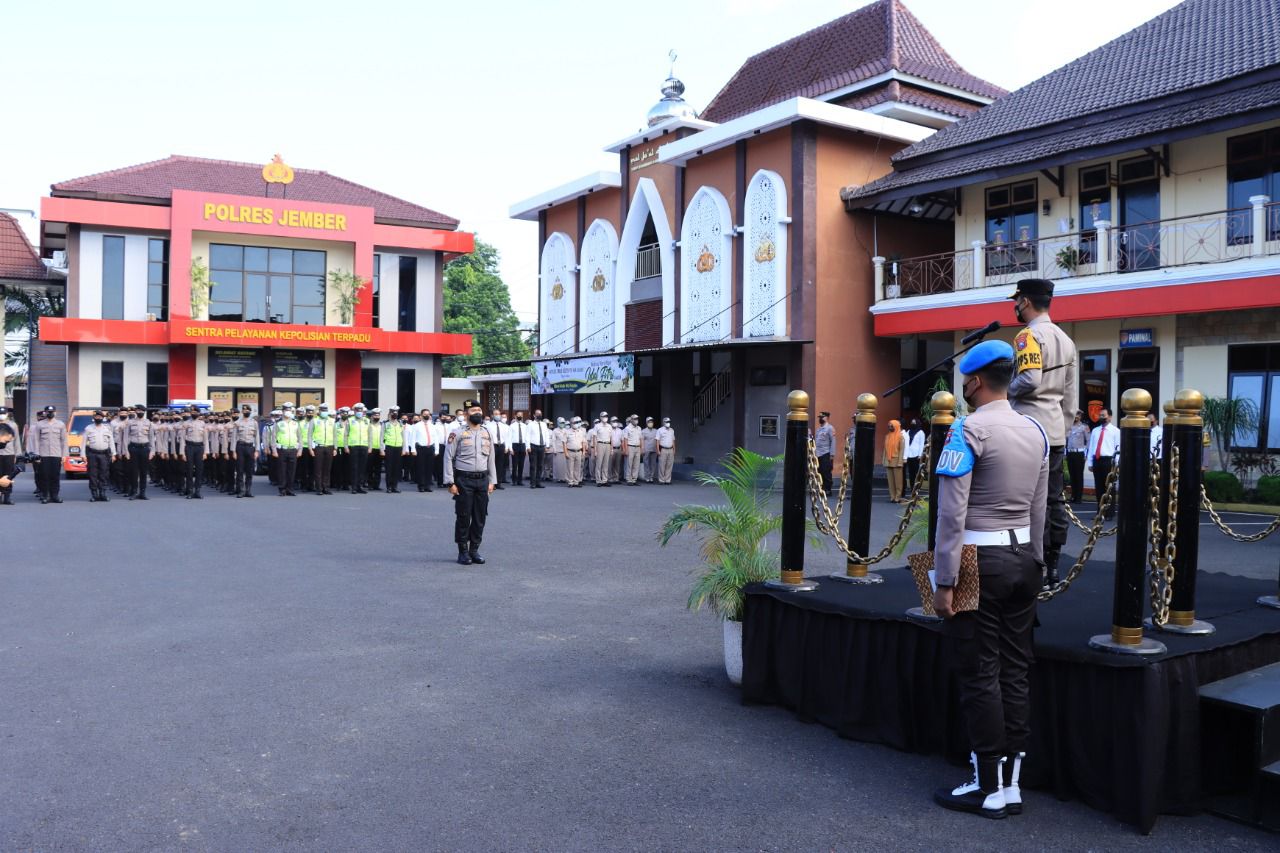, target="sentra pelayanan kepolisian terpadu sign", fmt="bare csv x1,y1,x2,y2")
531,354,635,394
